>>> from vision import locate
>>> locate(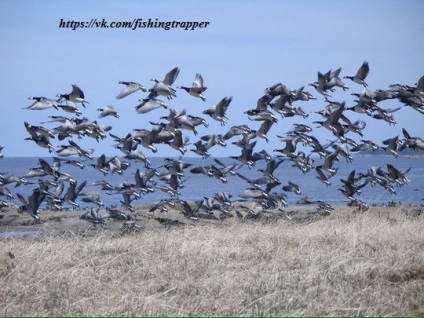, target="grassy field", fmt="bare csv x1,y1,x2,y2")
1,206,423,316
